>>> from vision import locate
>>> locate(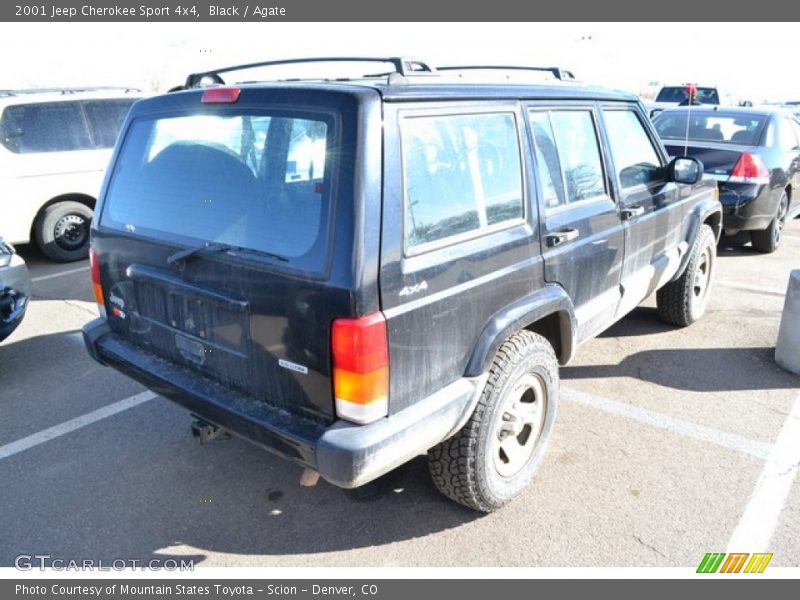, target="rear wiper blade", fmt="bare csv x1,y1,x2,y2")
167,242,287,266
